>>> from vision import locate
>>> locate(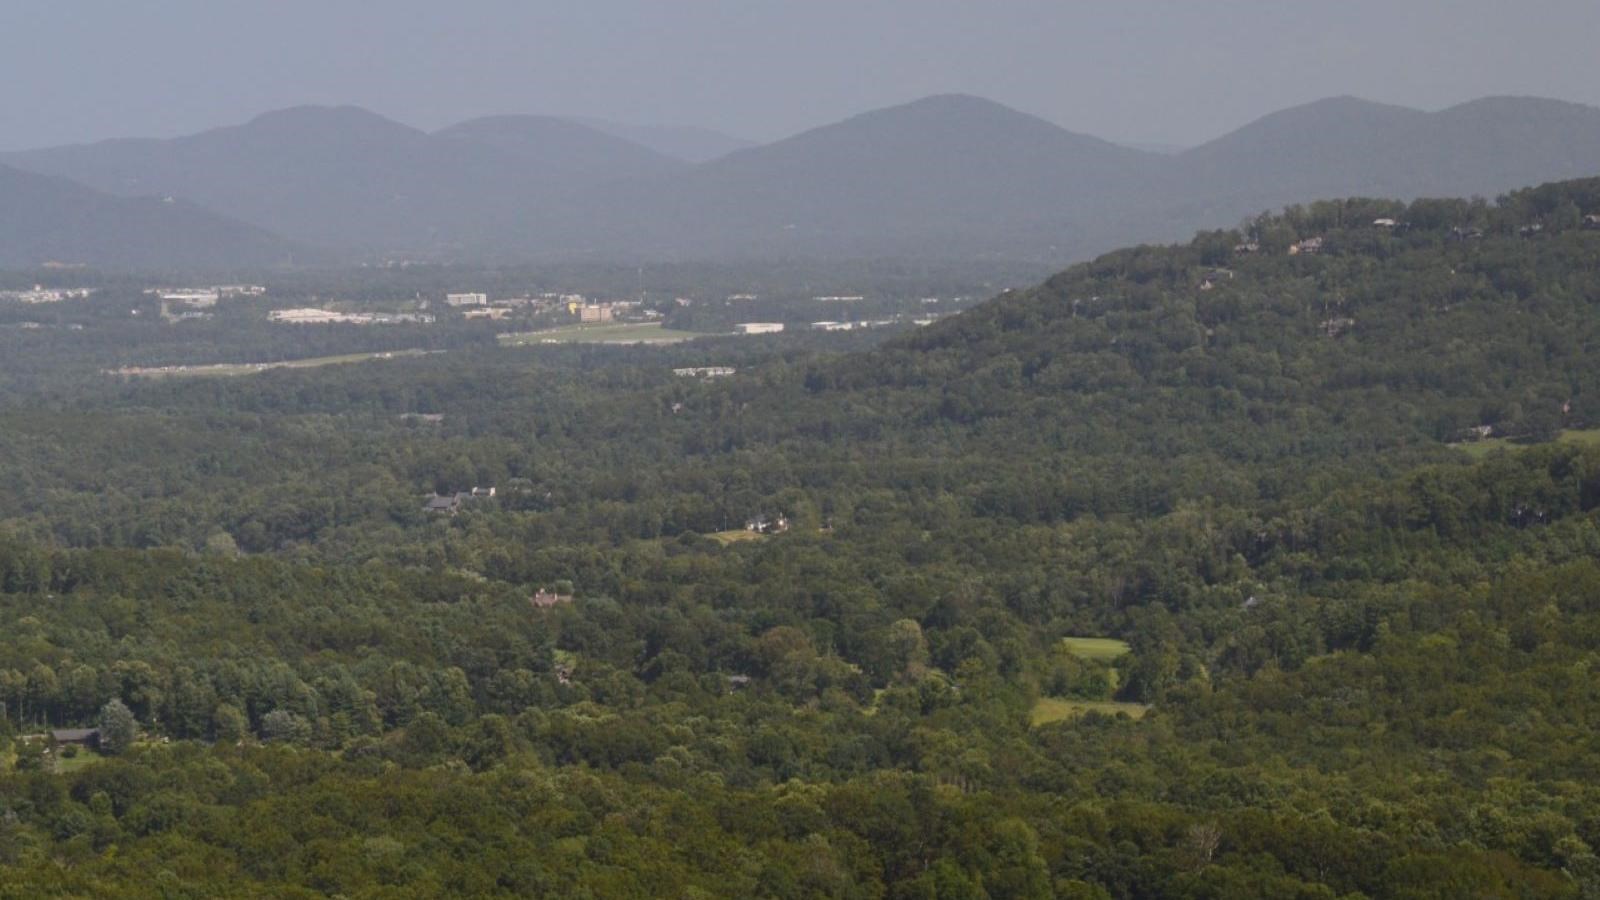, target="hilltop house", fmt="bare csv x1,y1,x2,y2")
1288,237,1324,256
423,487,496,514
745,513,790,535
531,589,574,609
1320,316,1356,338
1584,214,1600,230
